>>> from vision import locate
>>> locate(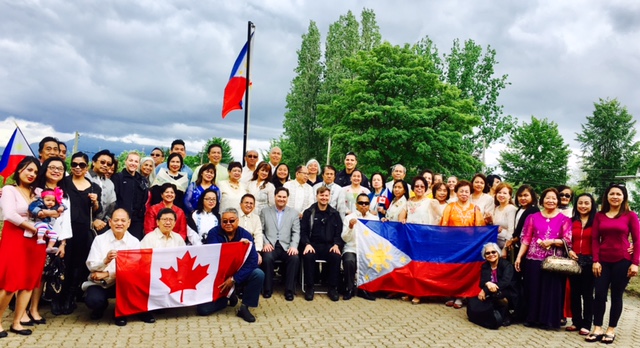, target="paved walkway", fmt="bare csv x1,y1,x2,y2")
2,290,640,347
